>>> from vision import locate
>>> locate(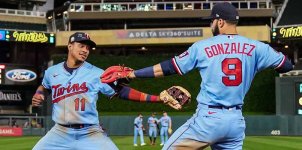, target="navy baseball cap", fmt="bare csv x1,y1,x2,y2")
68,32,96,49
204,2,239,21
